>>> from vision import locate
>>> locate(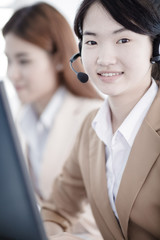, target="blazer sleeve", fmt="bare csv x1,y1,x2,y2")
41,114,90,233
